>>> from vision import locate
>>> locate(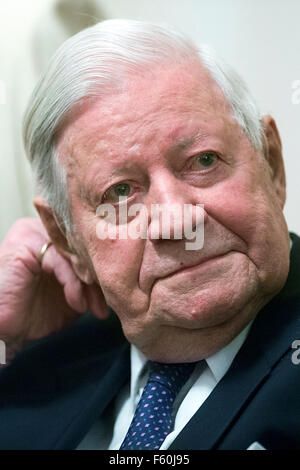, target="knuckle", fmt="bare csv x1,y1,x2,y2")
12,246,32,265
